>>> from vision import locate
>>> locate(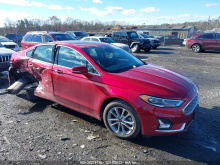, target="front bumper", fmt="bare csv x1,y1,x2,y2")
137,87,198,136
141,44,151,50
